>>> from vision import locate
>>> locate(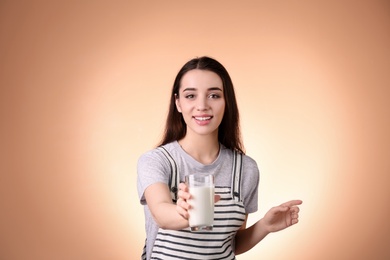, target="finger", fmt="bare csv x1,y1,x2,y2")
267,205,289,217
278,205,290,212
177,198,191,210
288,206,300,217
290,210,300,223
178,182,189,192
291,218,299,225
290,206,300,213
176,203,189,219
214,194,221,203
177,189,191,200
291,212,299,219
280,200,303,208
